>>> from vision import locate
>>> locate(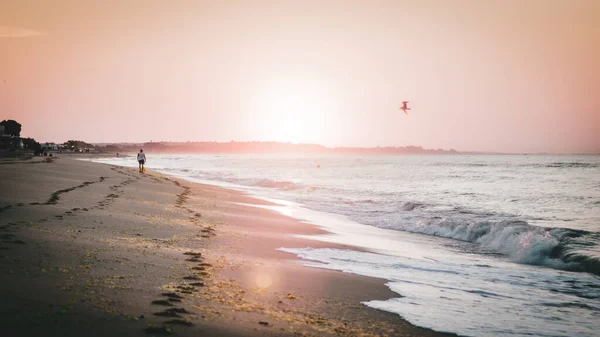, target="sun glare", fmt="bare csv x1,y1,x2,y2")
255,272,273,289
256,78,337,144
